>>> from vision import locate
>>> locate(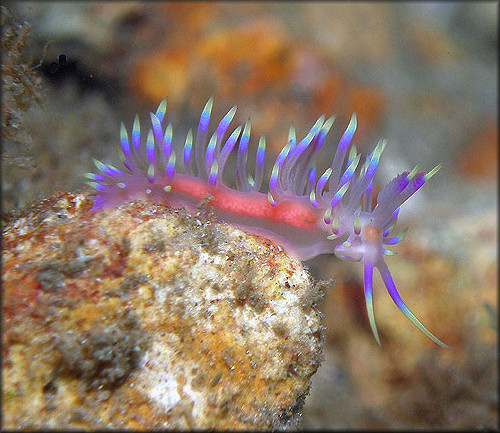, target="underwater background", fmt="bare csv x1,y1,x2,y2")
2,2,497,429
